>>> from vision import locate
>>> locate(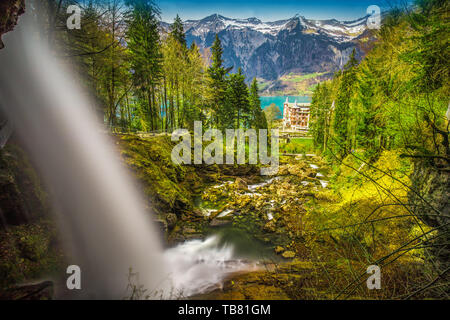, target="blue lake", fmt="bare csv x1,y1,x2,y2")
260,96,311,119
